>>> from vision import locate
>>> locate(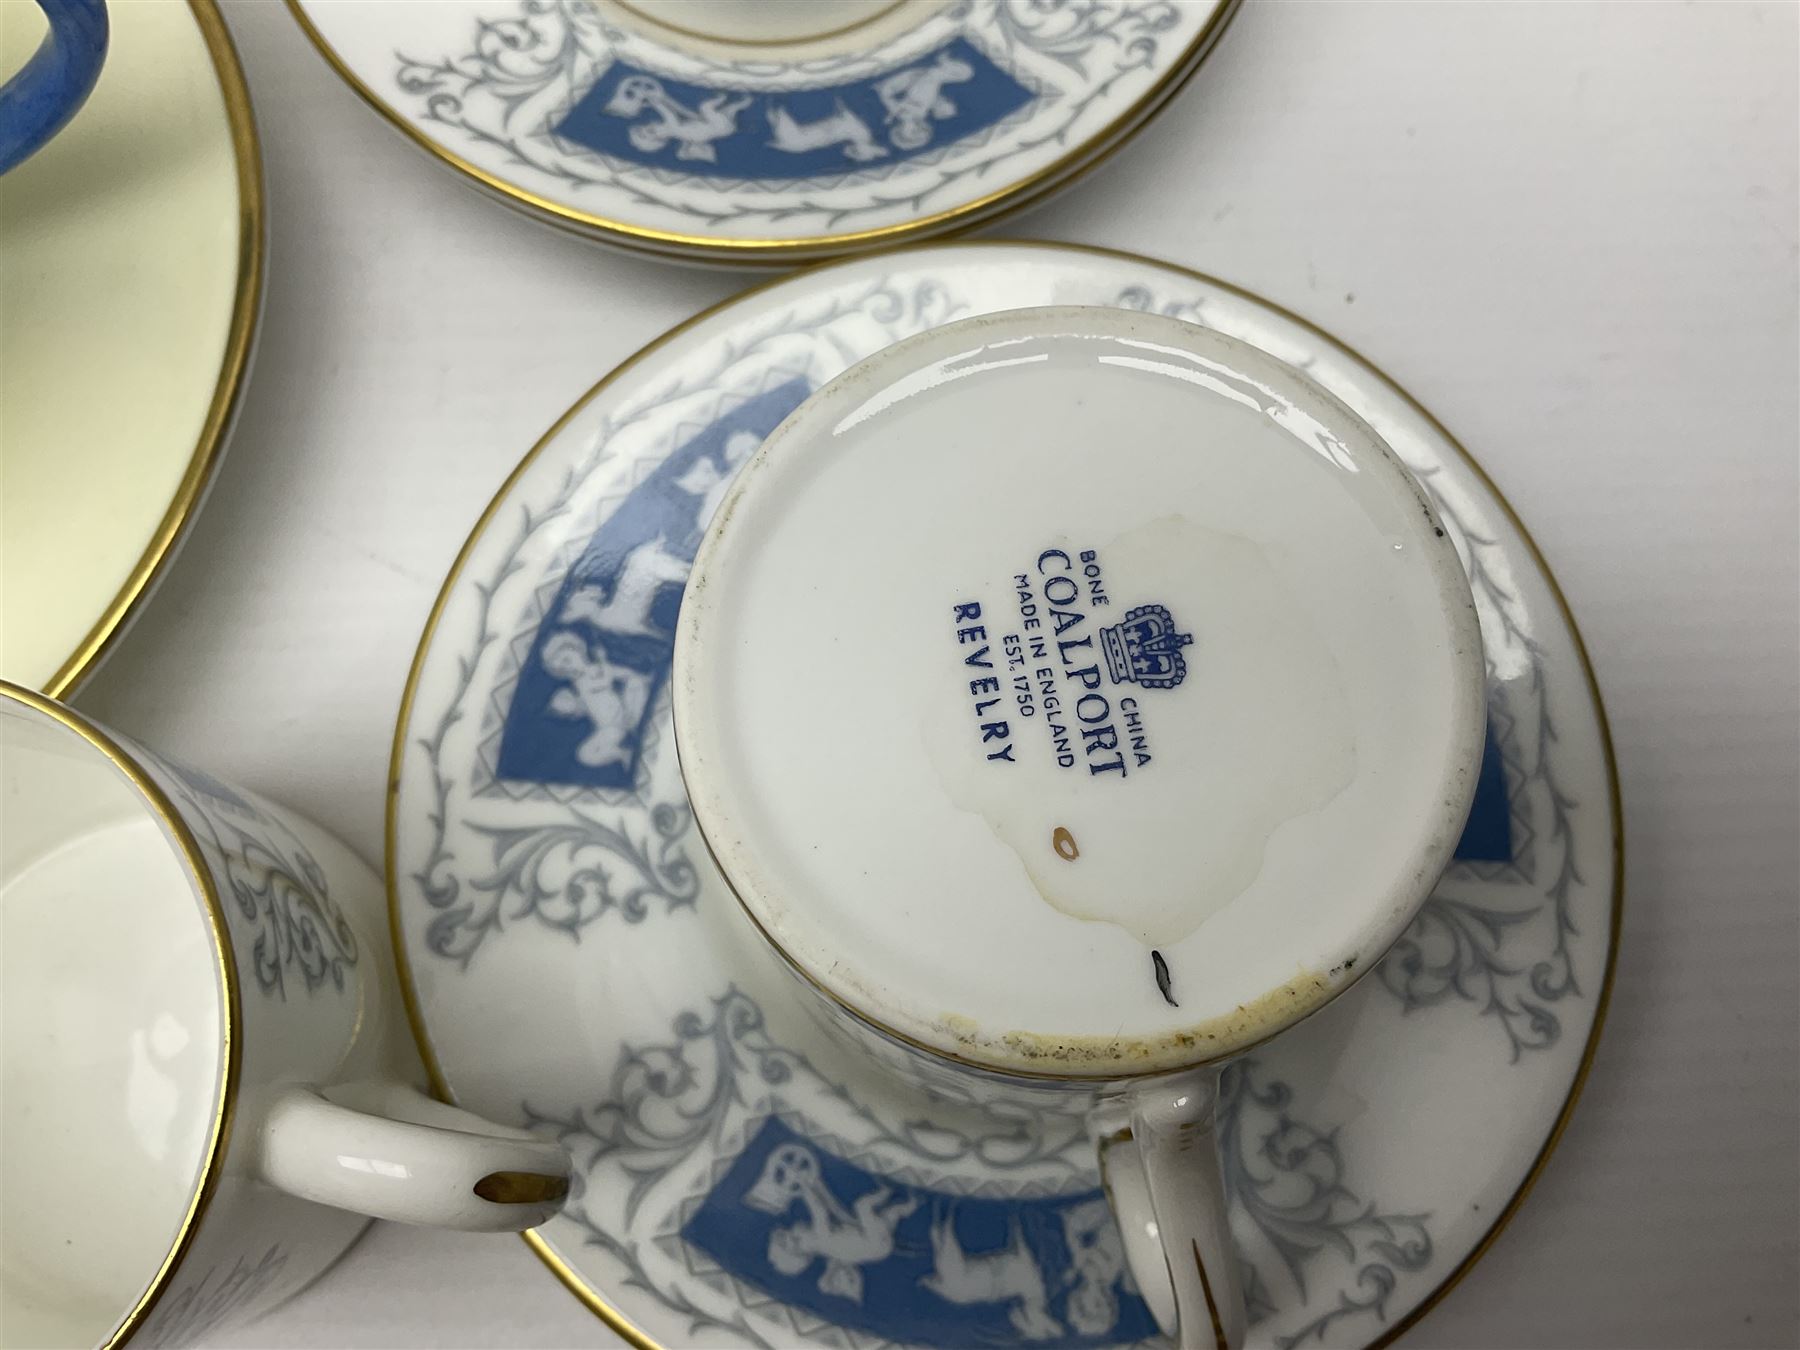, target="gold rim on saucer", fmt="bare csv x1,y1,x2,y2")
285,1,1241,265
34,0,265,700
0,681,244,1350
385,240,1624,1350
